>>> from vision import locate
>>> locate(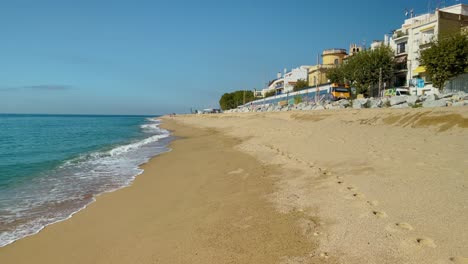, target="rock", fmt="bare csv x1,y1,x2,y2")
337,99,351,107
381,97,390,107
328,105,344,110
352,98,369,109
439,92,453,98
425,94,439,102
391,103,409,109
423,99,447,108
302,105,313,111
406,95,421,106
451,94,462,101
389,96,407,106
452,101,467,107
325,104,333,109
313,105,325,111
369,98,382,108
